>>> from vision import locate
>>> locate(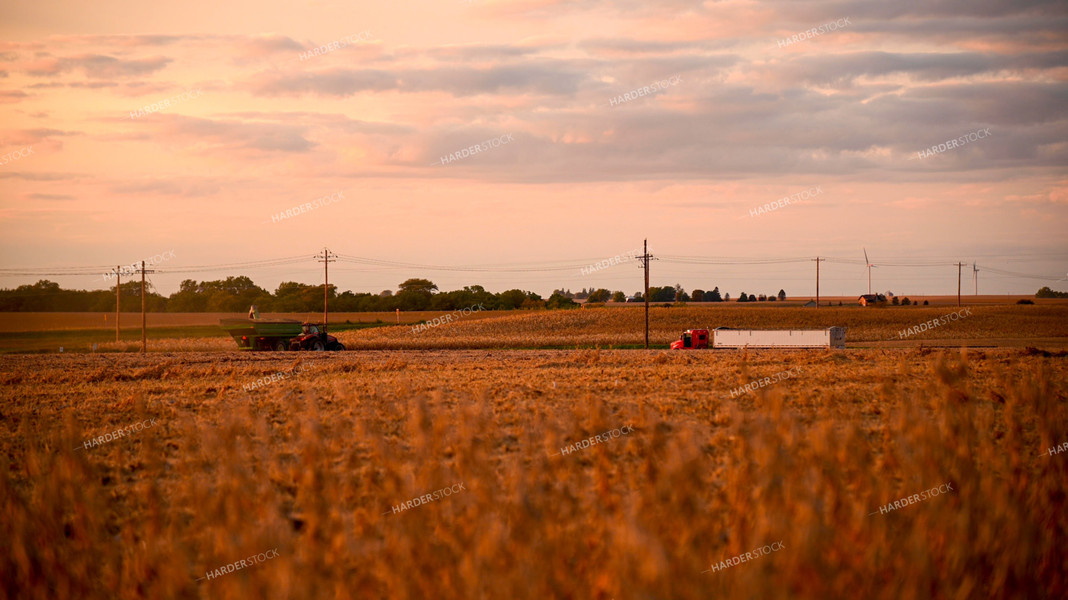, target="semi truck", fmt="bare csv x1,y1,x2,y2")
671,327,846,350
